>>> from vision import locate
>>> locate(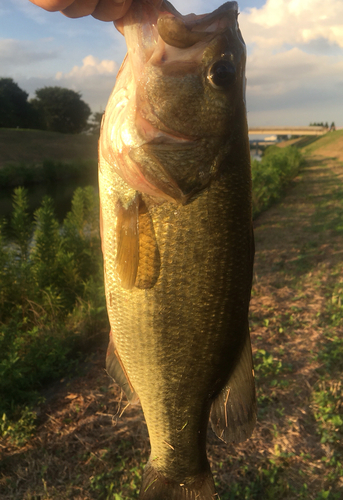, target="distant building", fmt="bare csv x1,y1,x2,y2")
265,135,278,142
